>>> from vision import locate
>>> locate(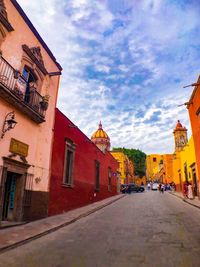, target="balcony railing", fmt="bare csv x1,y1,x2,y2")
0,56,46,123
